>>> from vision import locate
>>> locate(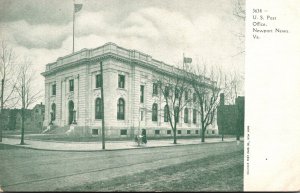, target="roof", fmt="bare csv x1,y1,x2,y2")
41,42,215,87
33,103,45,110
